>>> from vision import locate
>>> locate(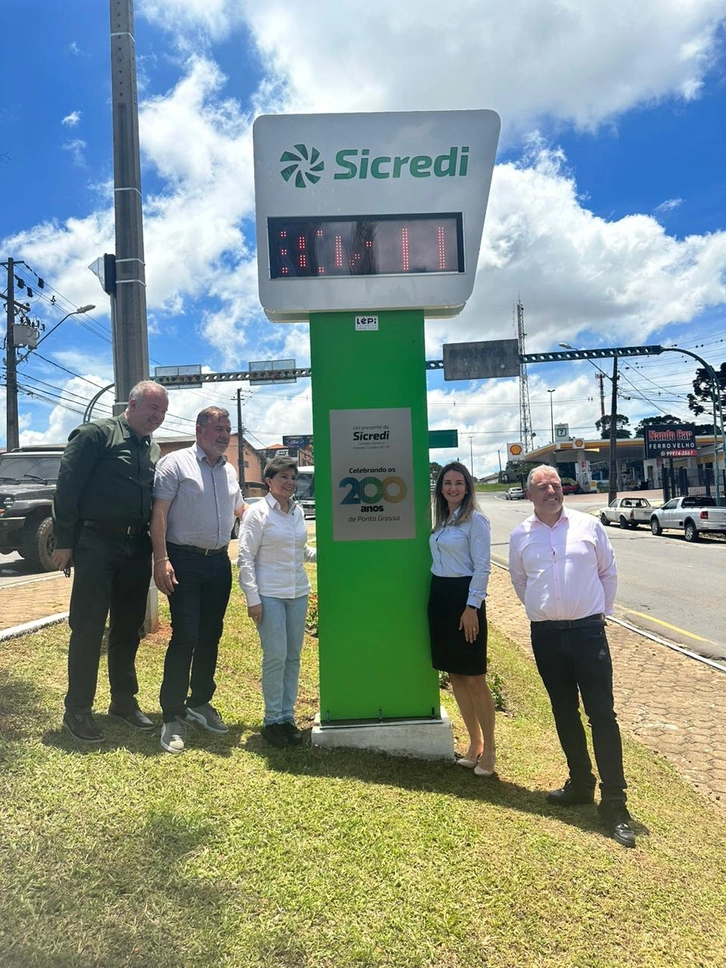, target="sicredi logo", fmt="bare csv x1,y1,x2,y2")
279,144,470,187
280,145,324,188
